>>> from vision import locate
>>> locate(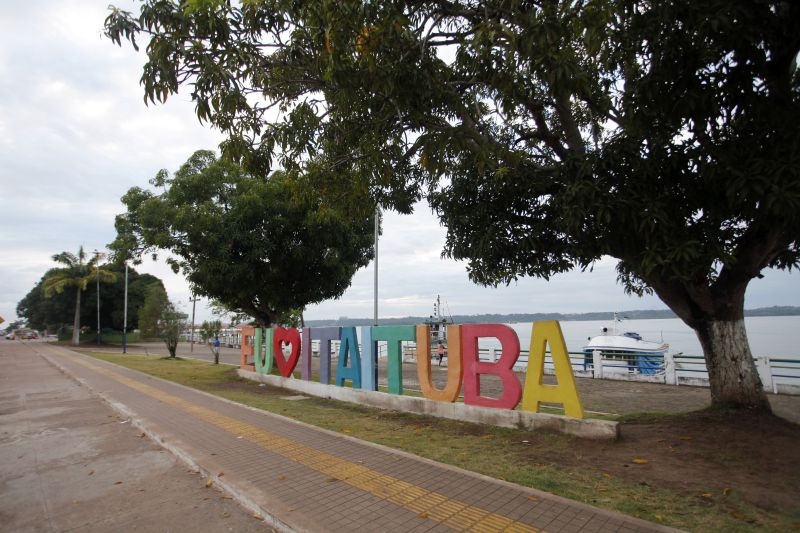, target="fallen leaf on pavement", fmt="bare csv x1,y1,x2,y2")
632,458,648,464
